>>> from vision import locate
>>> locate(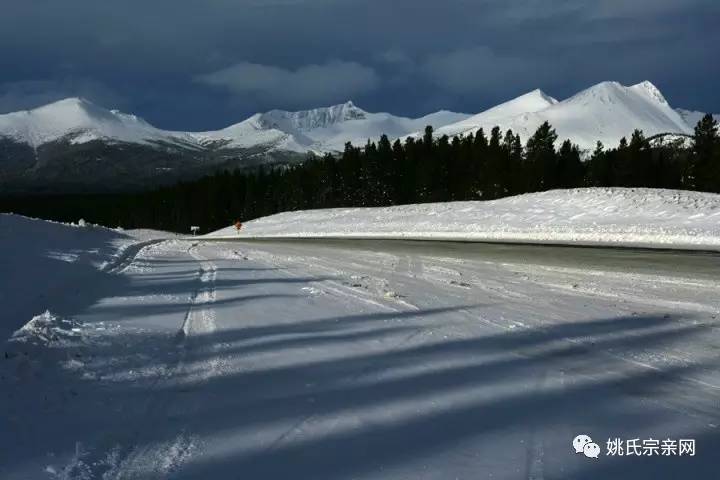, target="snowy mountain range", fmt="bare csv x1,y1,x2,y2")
425,81,698,150
192,101,469,153
0,80,715,192
0,98,469,154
